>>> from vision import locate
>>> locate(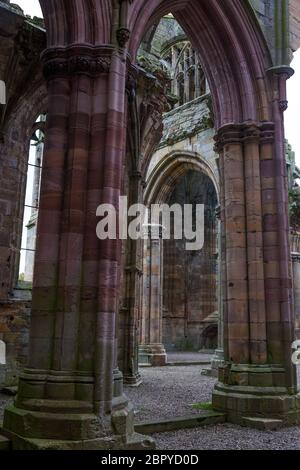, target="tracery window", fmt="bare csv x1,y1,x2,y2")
162,41,207,106
18,115,45,287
